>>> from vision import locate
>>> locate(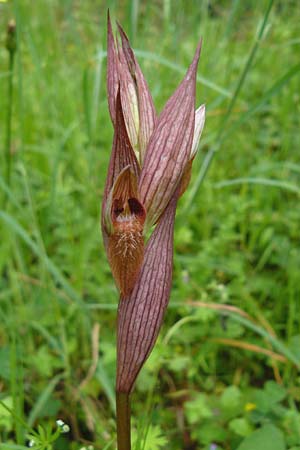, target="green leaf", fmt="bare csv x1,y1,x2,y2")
27,374,63,427
0,211,85,309
236,424,285,450
289,336,300,361
229,418,253,437
221,386,242,415
0,397,13,432
255,381,287,414
185,394,213,424
28,346,61,378
264,381,286,403
132,424,167,450
191,420,228,445
167,355,190,372
0,347,10,380
0,445,30,450
95,361,116,414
